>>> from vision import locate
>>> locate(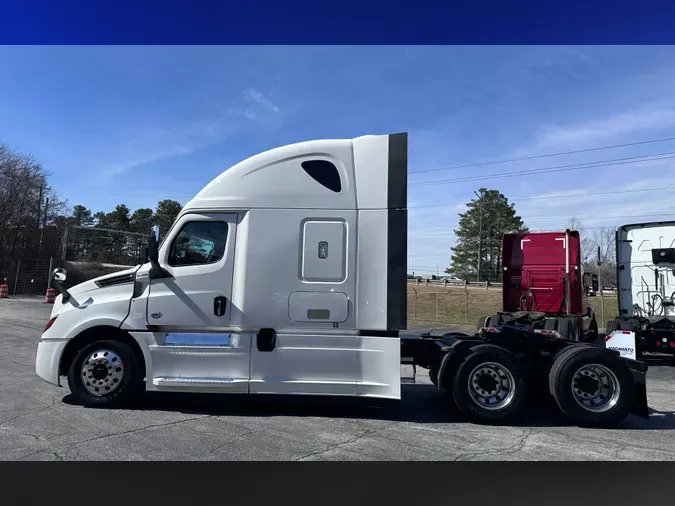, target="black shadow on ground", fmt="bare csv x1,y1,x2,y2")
62,383,675,430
